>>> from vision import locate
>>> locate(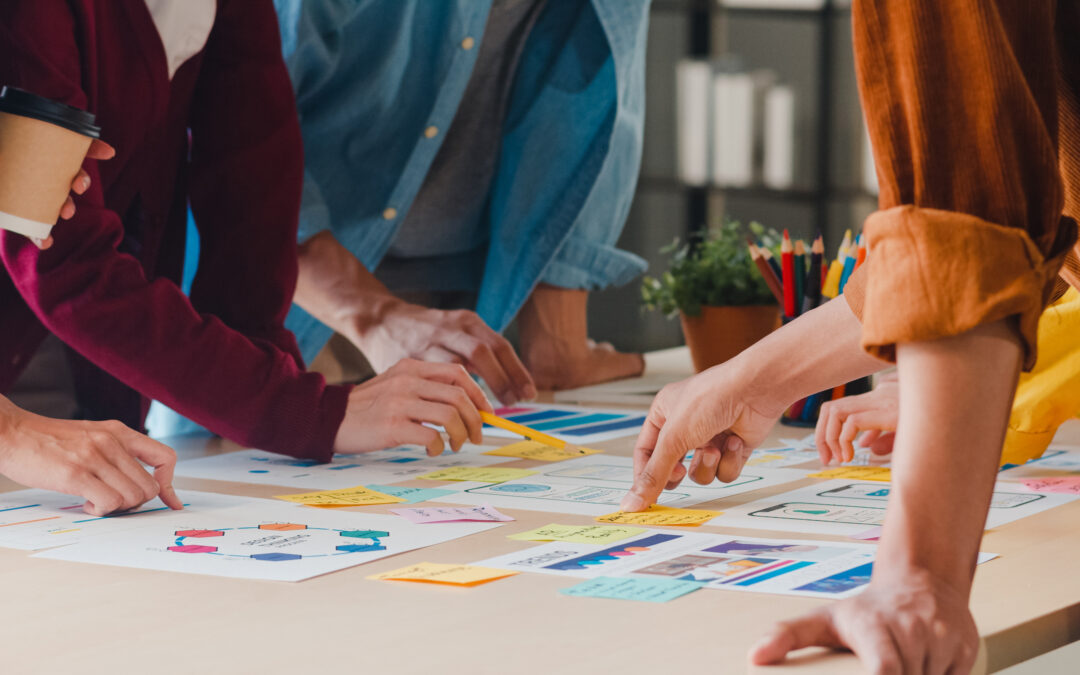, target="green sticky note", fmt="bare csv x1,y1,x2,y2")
559,576,704,603
366,485,457,504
